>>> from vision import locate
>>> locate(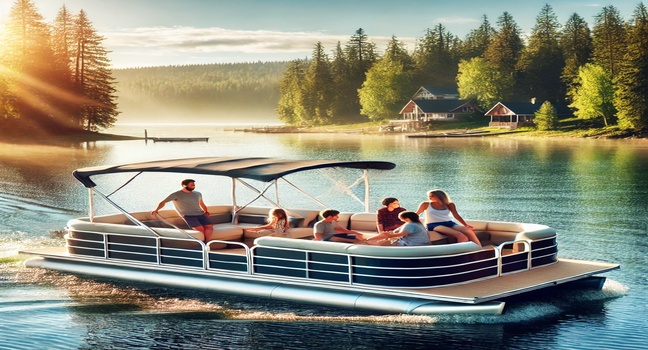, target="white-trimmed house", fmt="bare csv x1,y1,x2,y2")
484,101,573,129
392,86,480,131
